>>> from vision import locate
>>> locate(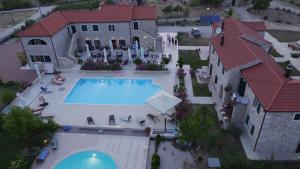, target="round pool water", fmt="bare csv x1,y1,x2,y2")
54,151,117,169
